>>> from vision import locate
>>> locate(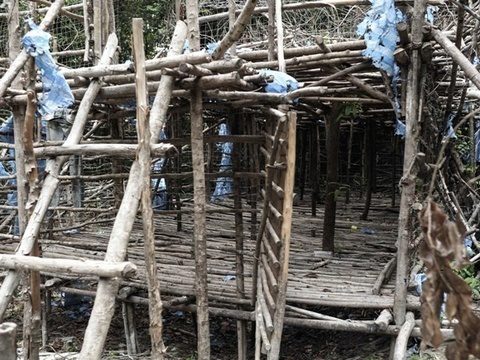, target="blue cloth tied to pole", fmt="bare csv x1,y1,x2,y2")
22,19,74,118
